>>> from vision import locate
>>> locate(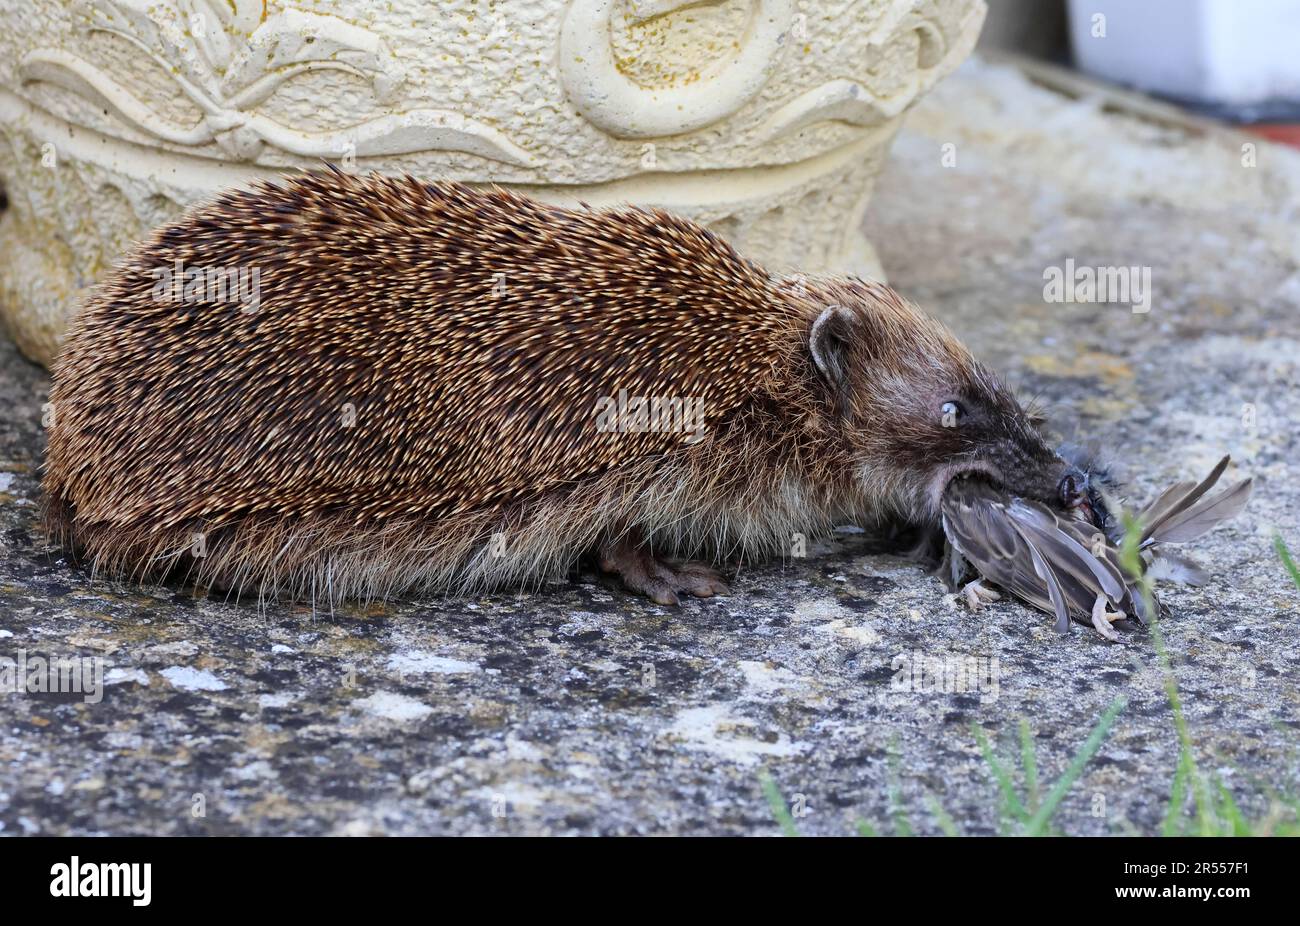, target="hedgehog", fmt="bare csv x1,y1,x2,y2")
43,168,1080,610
